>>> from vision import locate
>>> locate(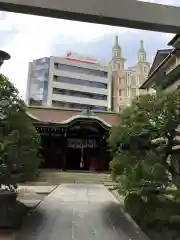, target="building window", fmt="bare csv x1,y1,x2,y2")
52,101,106,110
115,51,120,57
124,87,131,97
127,72,131,85
53,75,107,89
127,87,131,97
119,89,122,96
116,63,121,70
54,63,59,69
54,63,107,78
53,88,107,100
31,69,49,79
131,76,136,86
54,75,58,81
29,98,42,106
